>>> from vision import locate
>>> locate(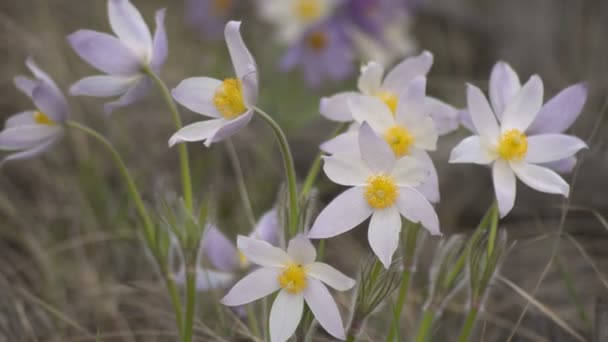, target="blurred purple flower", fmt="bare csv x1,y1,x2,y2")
280,19,354,88
67,0,168,114
0,58,68,165
344,0,406,36
186,0,237,40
